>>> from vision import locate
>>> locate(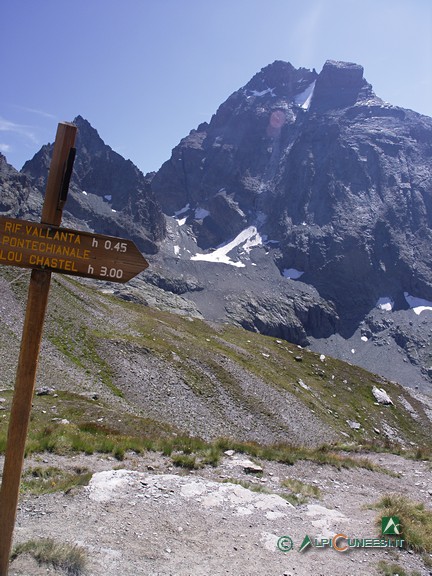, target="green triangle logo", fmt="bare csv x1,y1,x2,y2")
299,534,313,552
382,516,402,535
